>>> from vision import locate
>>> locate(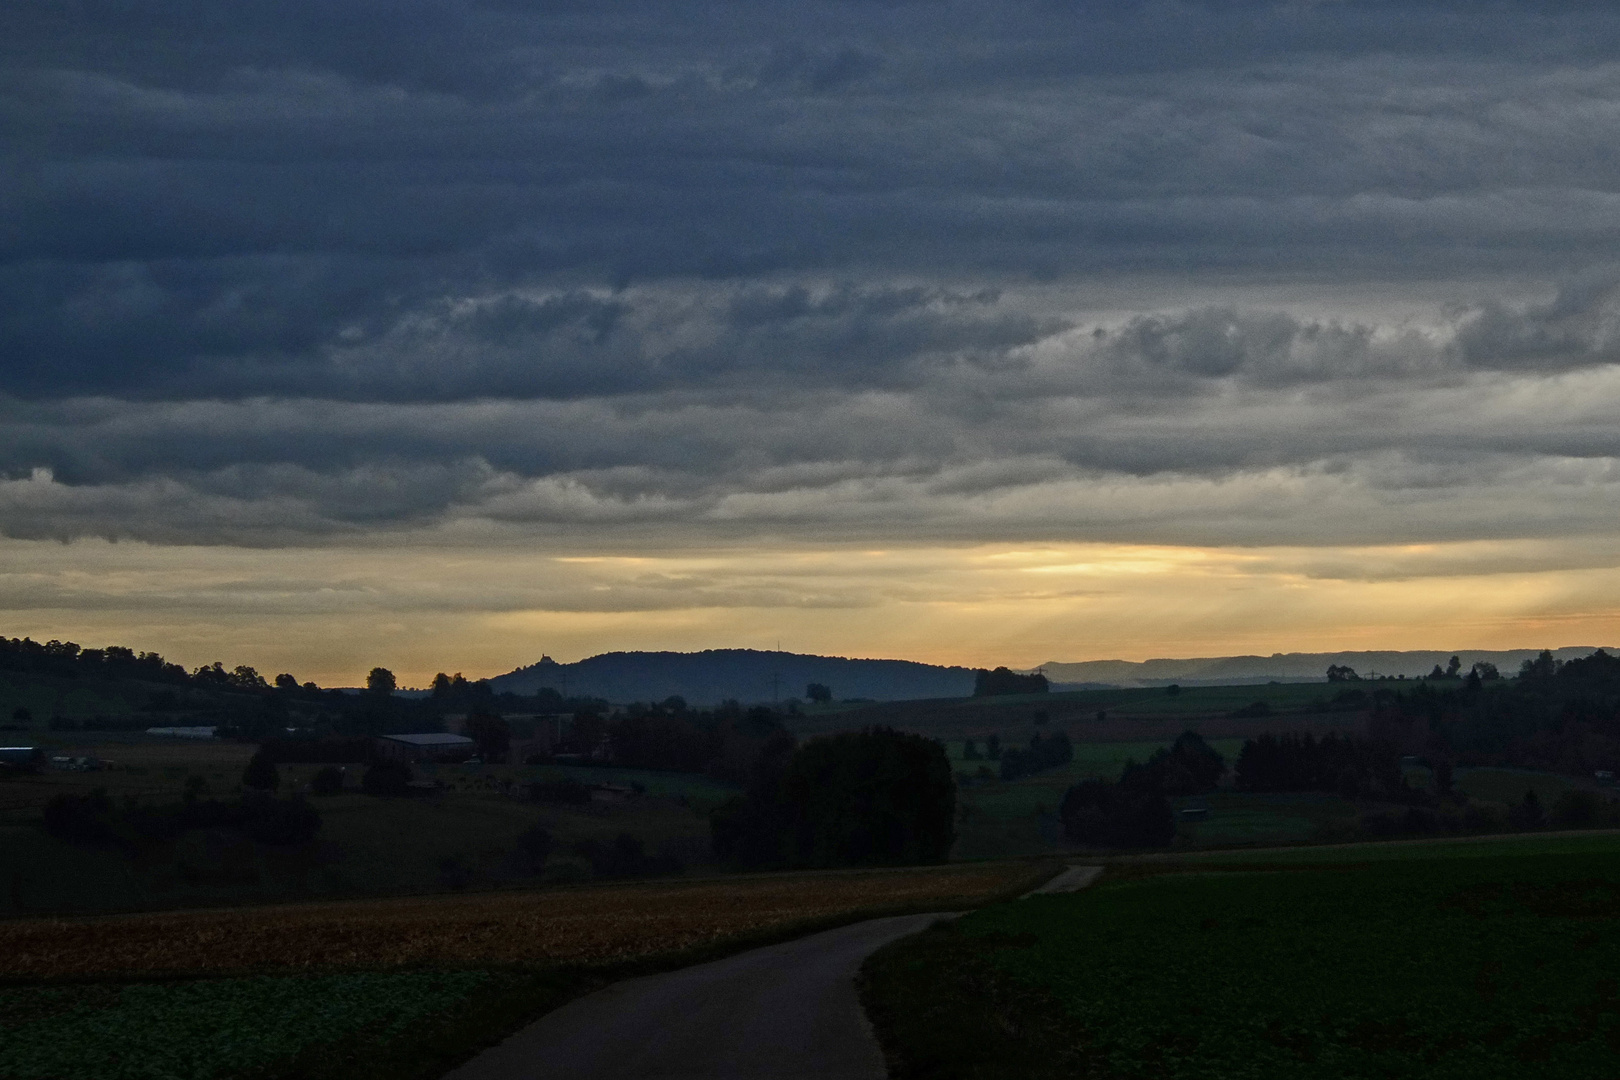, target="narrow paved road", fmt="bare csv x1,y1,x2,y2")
442,912,954,1080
